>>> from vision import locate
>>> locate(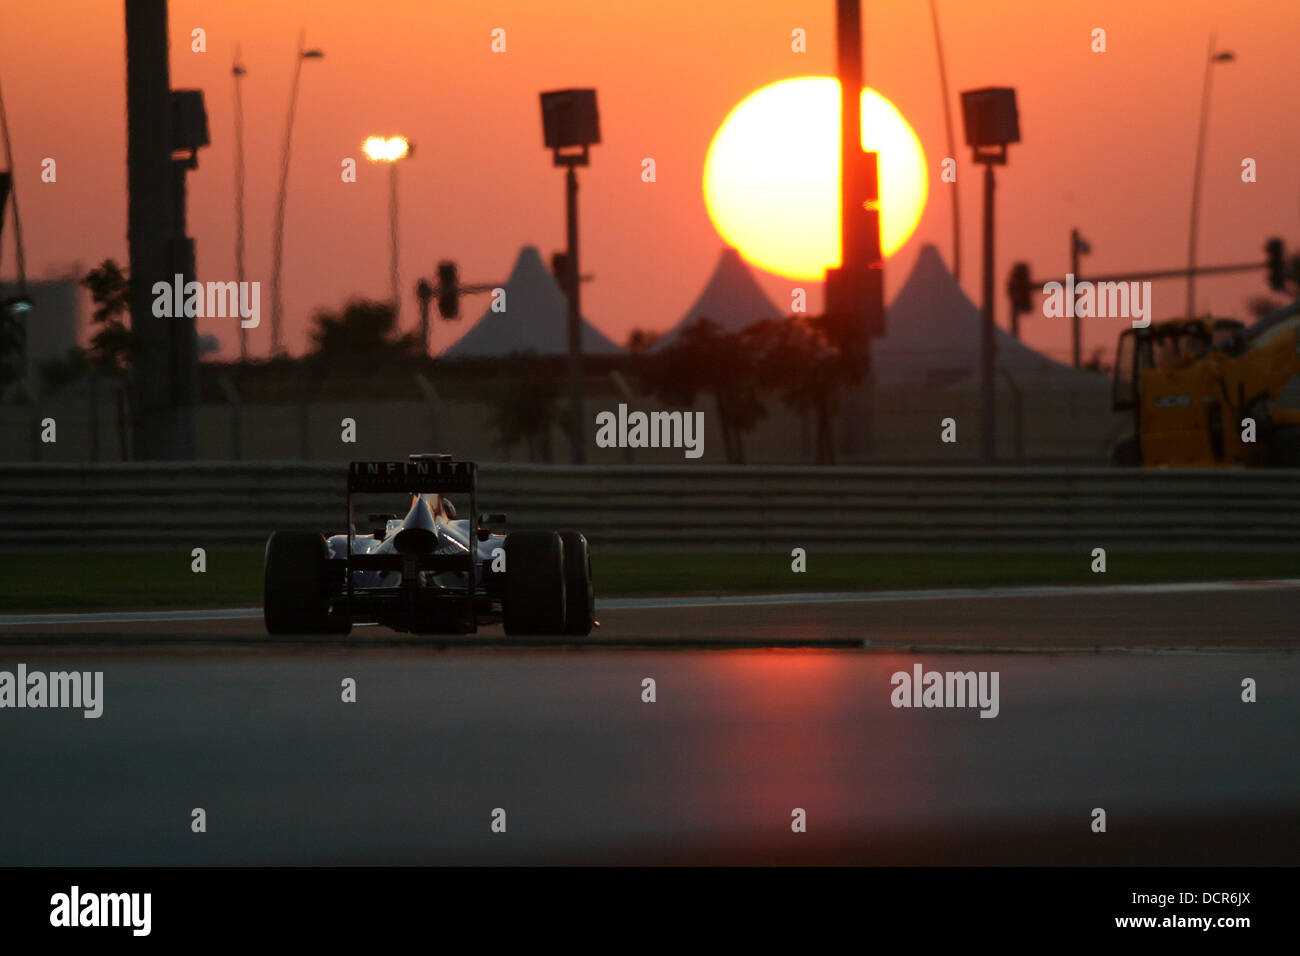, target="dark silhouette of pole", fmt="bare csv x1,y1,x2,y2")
828,2,885,324
363,136,410,325
0,78,27,298
825,0,883,463
539,88,599,463
416,278,433,357
1070,227,1081,368
979,161,996,462
1186,36,1234,318
928,0,960,283
388,162,401,321
837,0,865,274
564,163,584,464
126,0,186,458
961,86,1018,462
269,33,323,355
232,48,247,362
